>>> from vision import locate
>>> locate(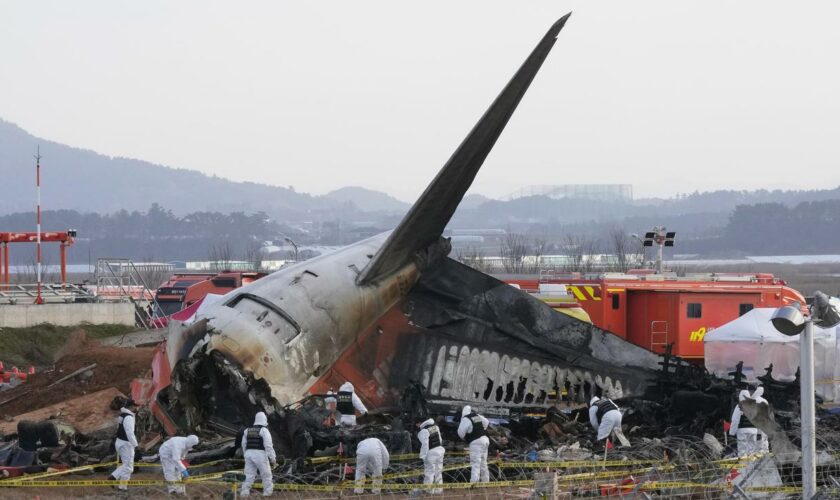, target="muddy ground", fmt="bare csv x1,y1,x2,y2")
0,330,154,418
